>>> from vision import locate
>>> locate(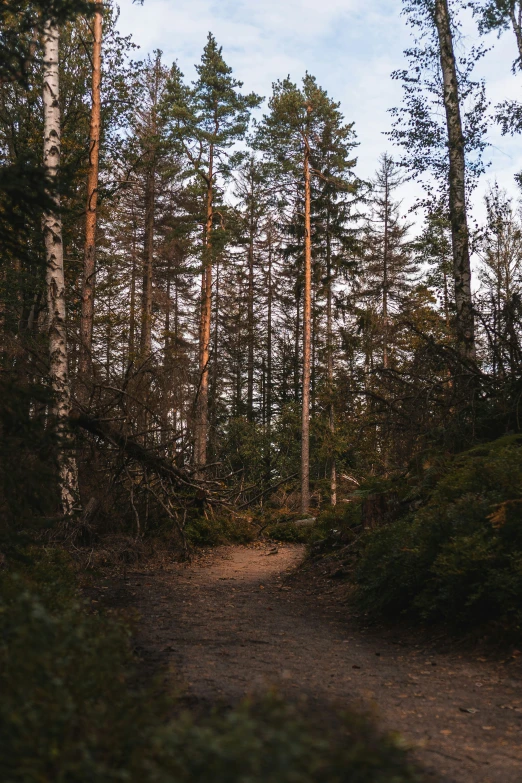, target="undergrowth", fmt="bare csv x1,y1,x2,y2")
0,546,418,783
335,435,522,639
